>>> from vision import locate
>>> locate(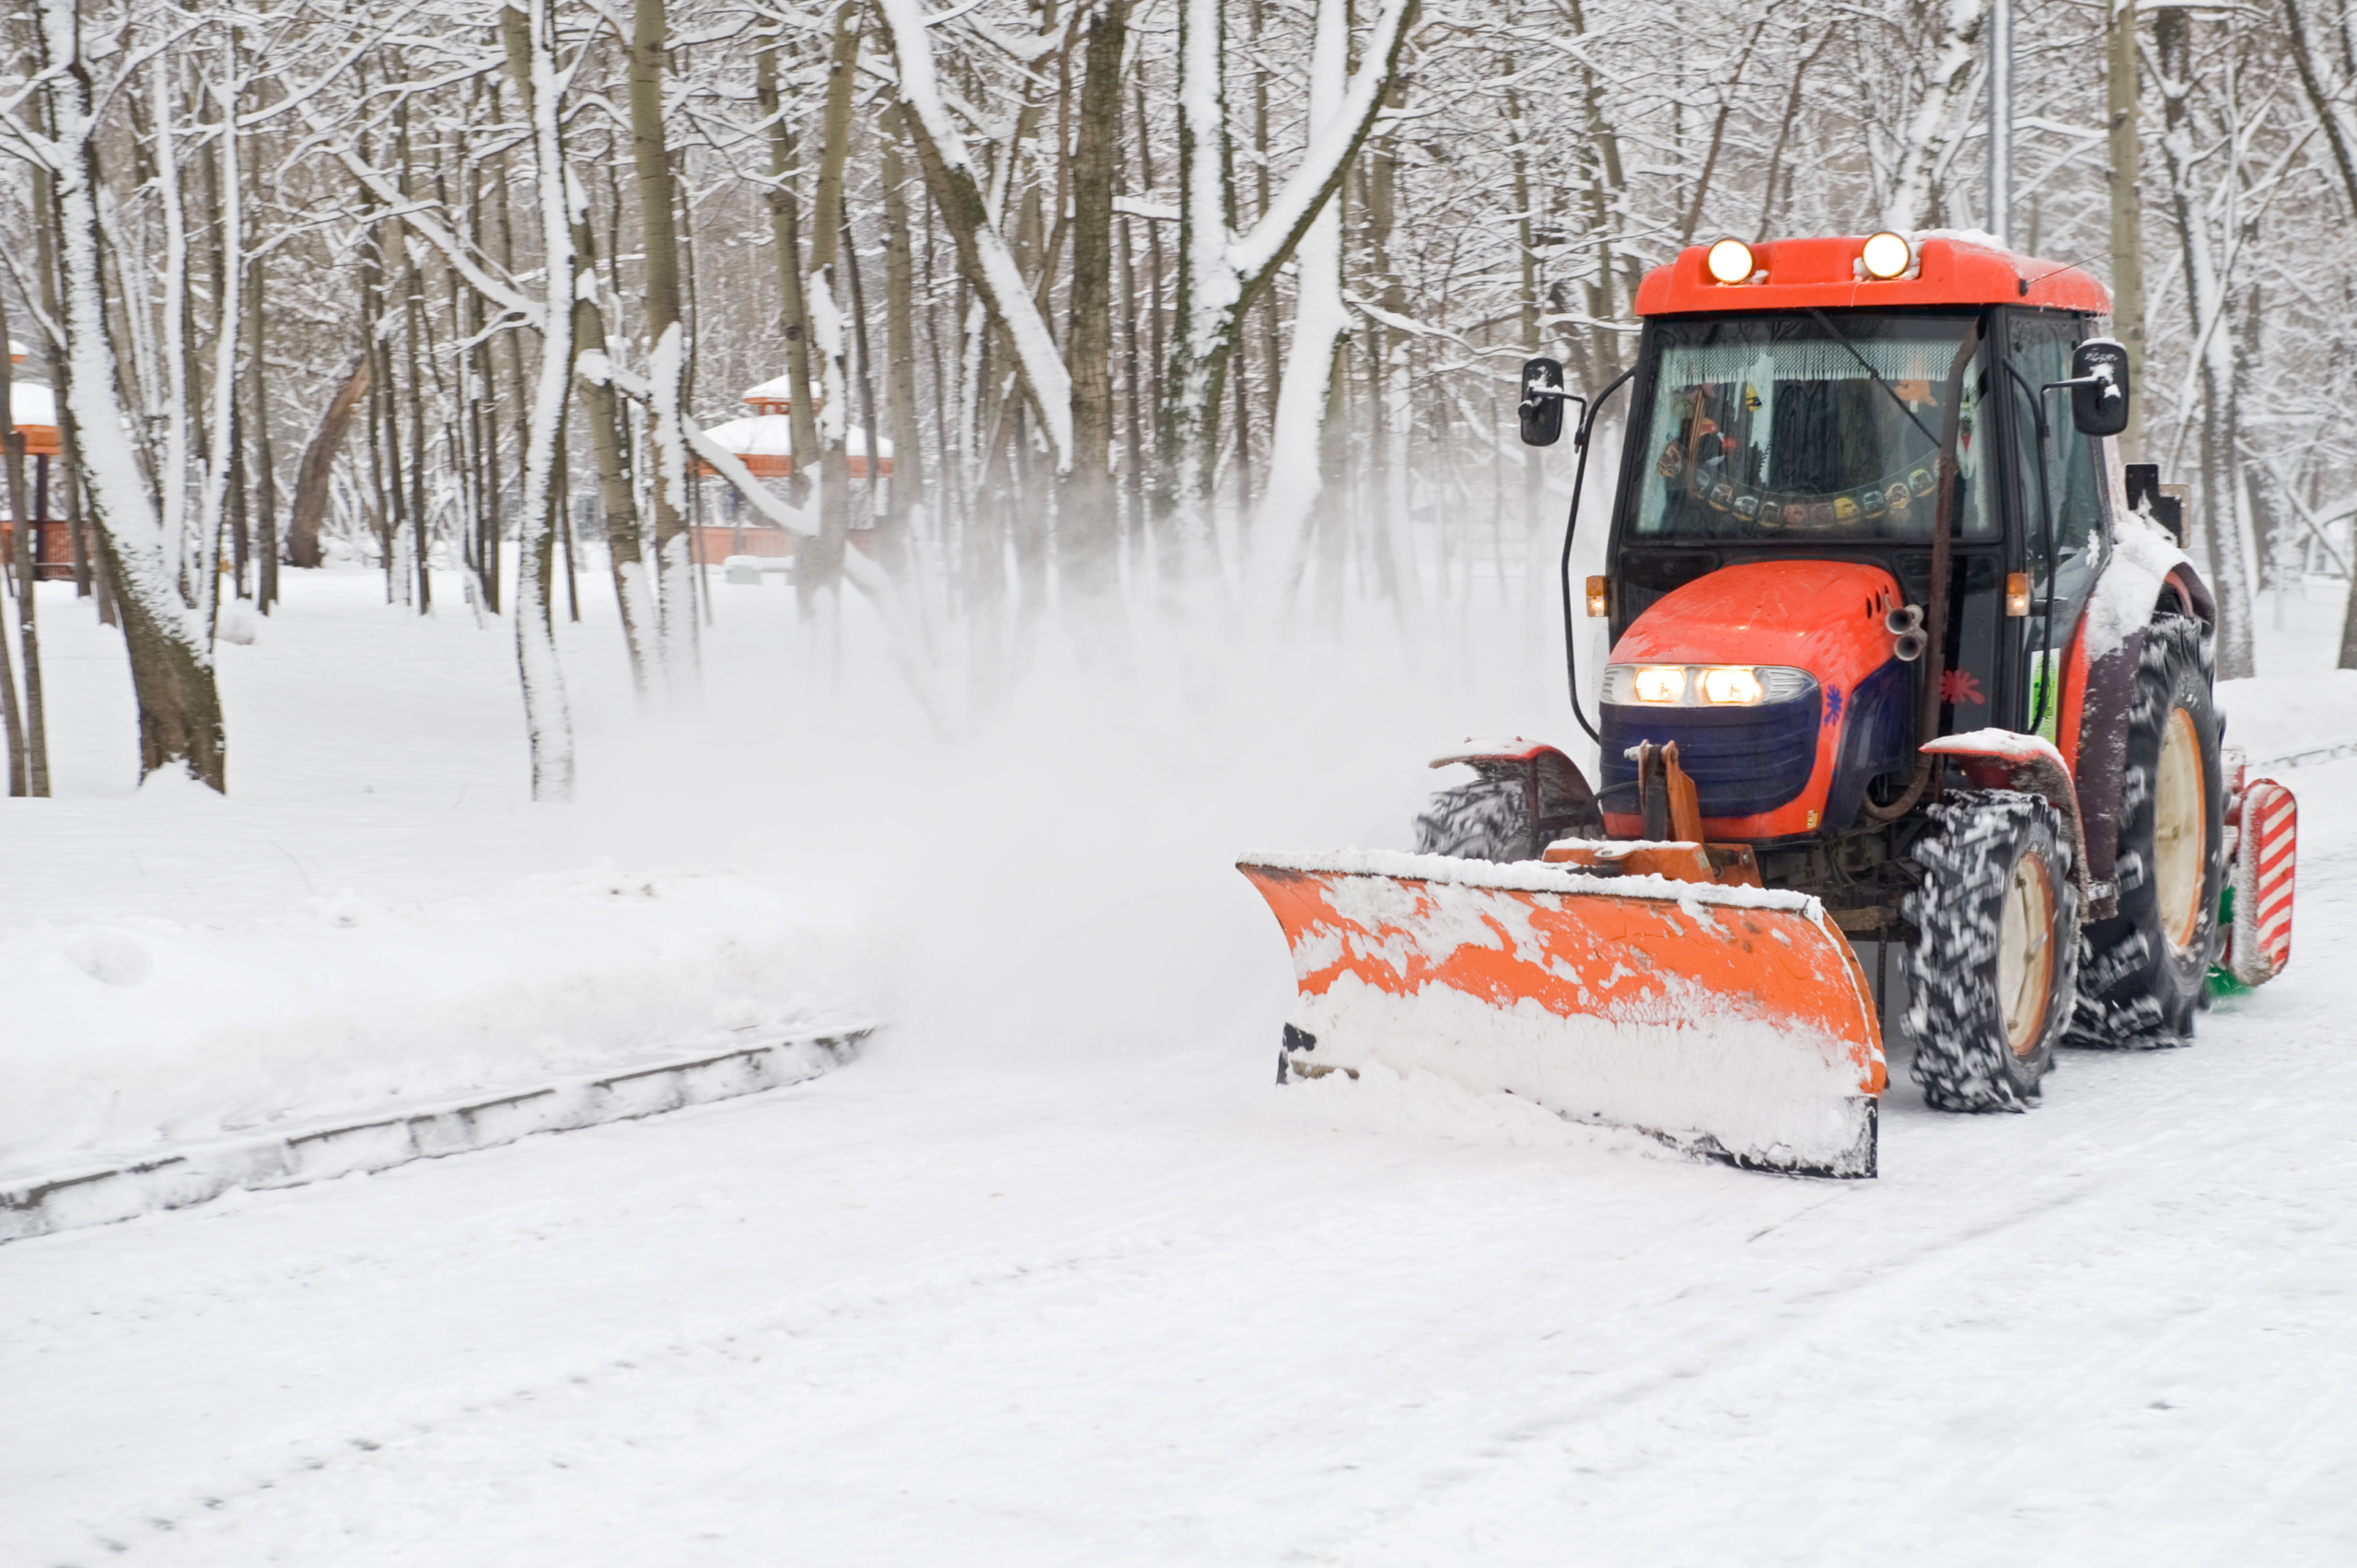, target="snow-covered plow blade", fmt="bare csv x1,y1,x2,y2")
1237,852,1887,1178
